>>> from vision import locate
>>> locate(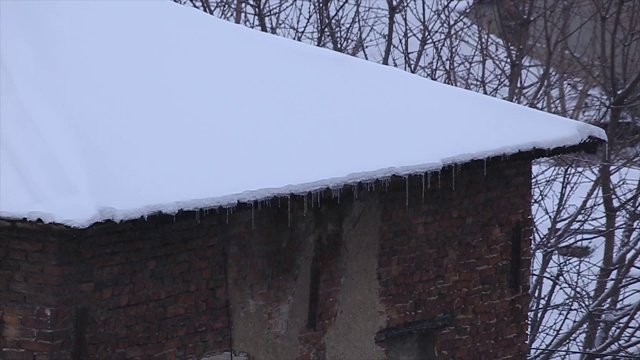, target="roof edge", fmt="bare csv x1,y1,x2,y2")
0,136,605,231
